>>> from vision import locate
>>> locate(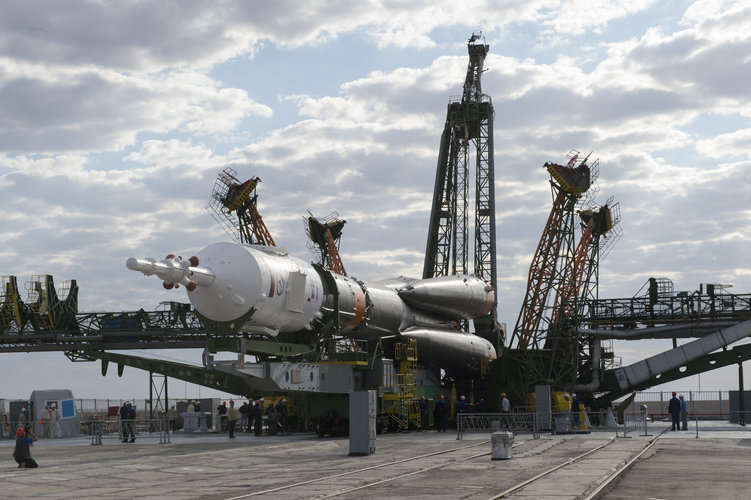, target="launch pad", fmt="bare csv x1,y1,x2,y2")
2,426,751,499
3,33,751,430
